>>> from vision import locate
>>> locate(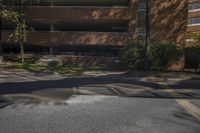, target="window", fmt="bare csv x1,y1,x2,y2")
188,17,200,25
138,28,146,36
138,12,146,27
189,1,200,11
138,2,146,11
137,0,147,41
